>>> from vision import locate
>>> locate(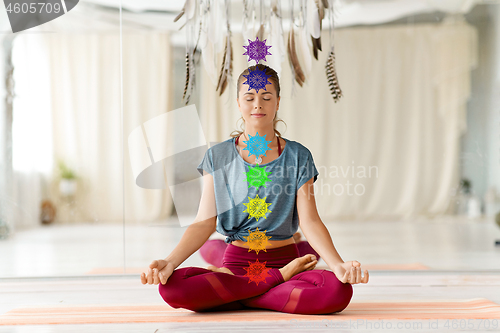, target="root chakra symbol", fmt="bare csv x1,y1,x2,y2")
242,37,272,64
242,194,272,221
243,227,272,254
242,132,272,160
242,66,273,93
243,259,272,285
246,164,272,189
